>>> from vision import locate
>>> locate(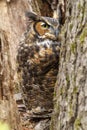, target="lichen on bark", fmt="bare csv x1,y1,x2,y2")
51,0,87,130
